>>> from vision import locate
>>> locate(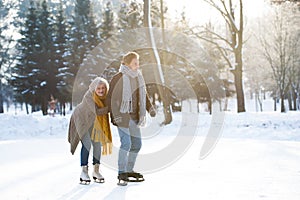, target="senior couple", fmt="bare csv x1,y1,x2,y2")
68,52,156,186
